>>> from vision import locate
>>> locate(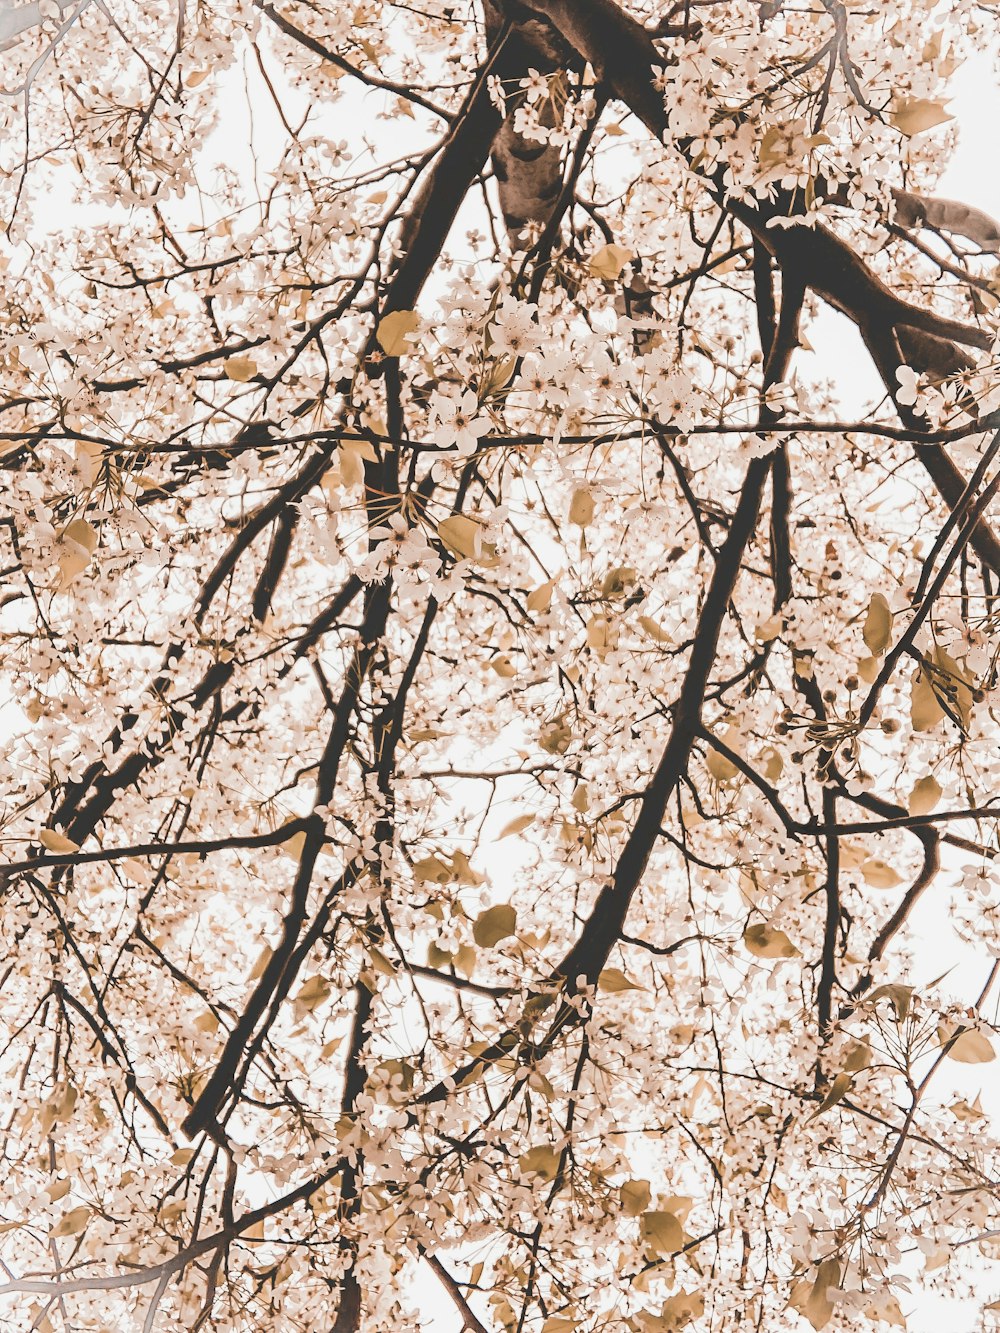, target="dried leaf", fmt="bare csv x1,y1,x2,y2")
890,98,953,137
620,1178,651,1216
907,775,942,816
743,923,800,959
375,308,420,356
862,593,892,656
519,1145,560,1180
527,577,557,613
437,514,499,566
498,813,536,839
224,355,258,382
39,829,80,855
861,858,903,890
640,1209,684,1258
812,1073,853,1117
597,967,644,993
473,903,517,948
569,487,596,527
589,243,633,280
49,1206,91,1238
944,1026,996,1064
